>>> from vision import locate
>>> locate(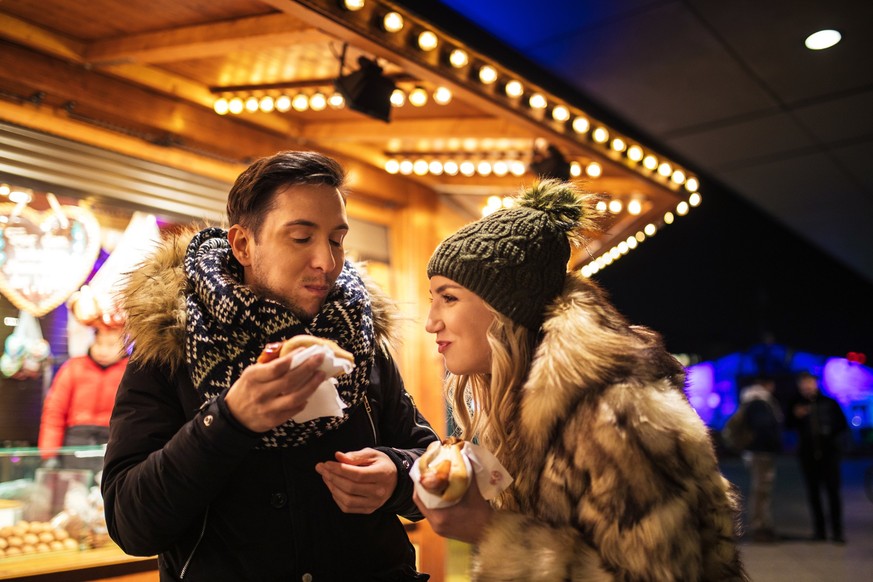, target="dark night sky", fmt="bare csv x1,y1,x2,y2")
591,180,873,362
